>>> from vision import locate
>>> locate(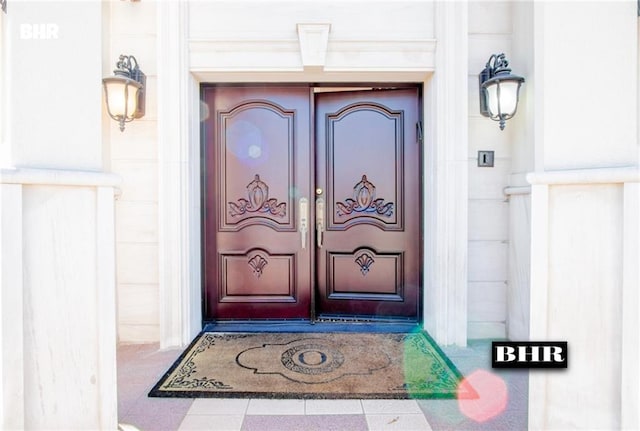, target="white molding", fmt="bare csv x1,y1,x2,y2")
329,40,437,53
325,40,436,72
191,70,432,84
504,185,531,196
529,184,550,335
157,1,201,348
507,193,531,341
189,39,298,51
189,40,300,72
1,184,24,429
422,1,468,346
622,182,640,429
528,184,550,430
527,166,640,185
96,186,118,430
0,167,121,188
188,39,437,53
186,74,202,343
188,38,437,73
